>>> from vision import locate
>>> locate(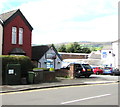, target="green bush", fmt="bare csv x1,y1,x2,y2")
0,55,33,77
49,68,55,71
33,68,49,71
